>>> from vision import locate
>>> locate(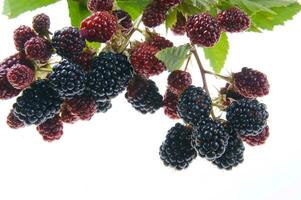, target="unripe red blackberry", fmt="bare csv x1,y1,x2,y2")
241,126,270,146
36,115,63,142
32,13,50,35
52,27,85,59
147,34,173,50
24,37,52,63
80,11,117,42
157,0,183,10
13,25,36,51
66,93,97,121
0,69,21,100
113,10,133,33
186,13,221,47
163,89,179,119
6,64,34,90
60,104,79,124
142,3,167,28
7,110,25,129
171,12,186,35
0,52,33,70
167,70,192,95
233,67,270,98
217,7,250,32
87,0,113,12
130,43,166,78
71,49,95,72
